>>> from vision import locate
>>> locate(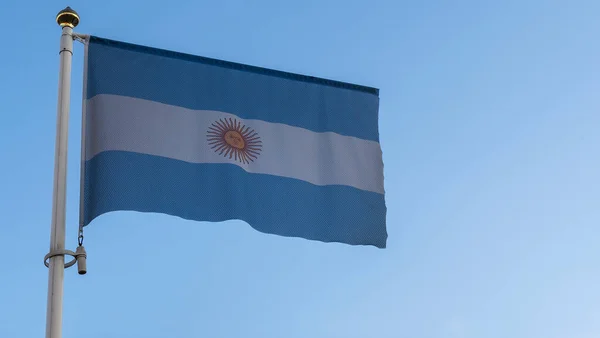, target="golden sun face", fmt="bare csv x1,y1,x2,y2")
207,118,262,164
224,130,245,149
